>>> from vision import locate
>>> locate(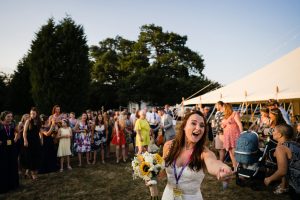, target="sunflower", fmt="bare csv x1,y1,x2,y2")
154,153,163,165
140,162,151,176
